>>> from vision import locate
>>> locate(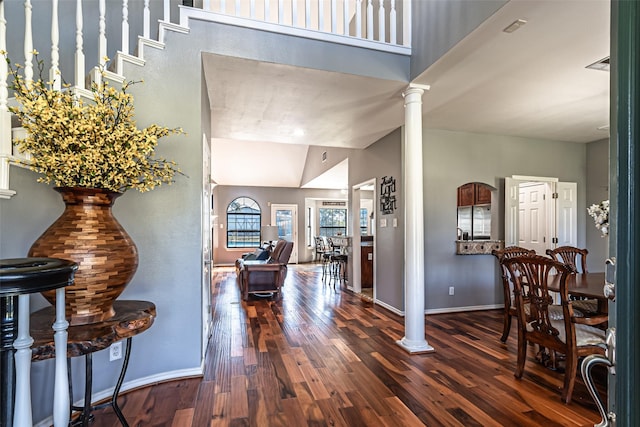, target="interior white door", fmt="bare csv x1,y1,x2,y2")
271,204,298,263
505,177,520,246
504,177,577,252
555,182,578,247
201,134,212,358
518,182,548,254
